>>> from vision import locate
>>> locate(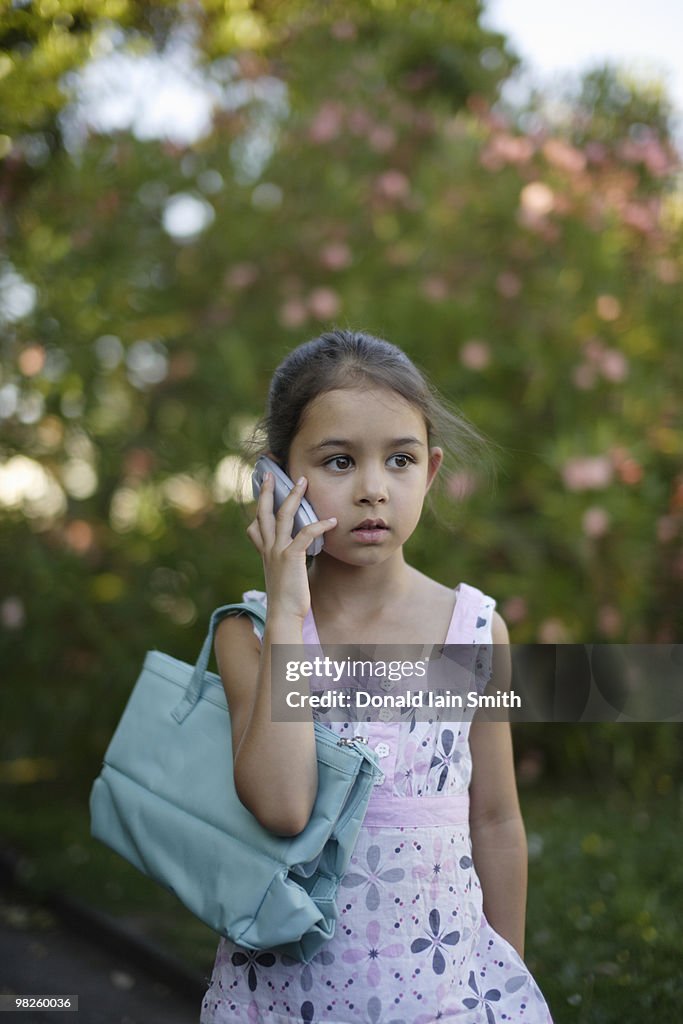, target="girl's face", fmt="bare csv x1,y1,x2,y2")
285,386,443,566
